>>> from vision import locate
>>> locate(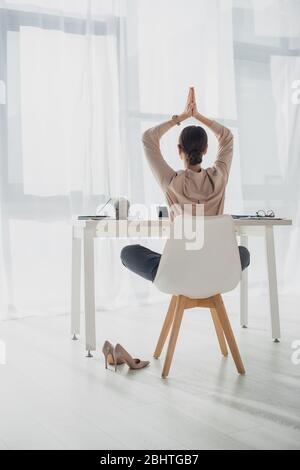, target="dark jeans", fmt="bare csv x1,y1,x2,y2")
121,245,250,283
